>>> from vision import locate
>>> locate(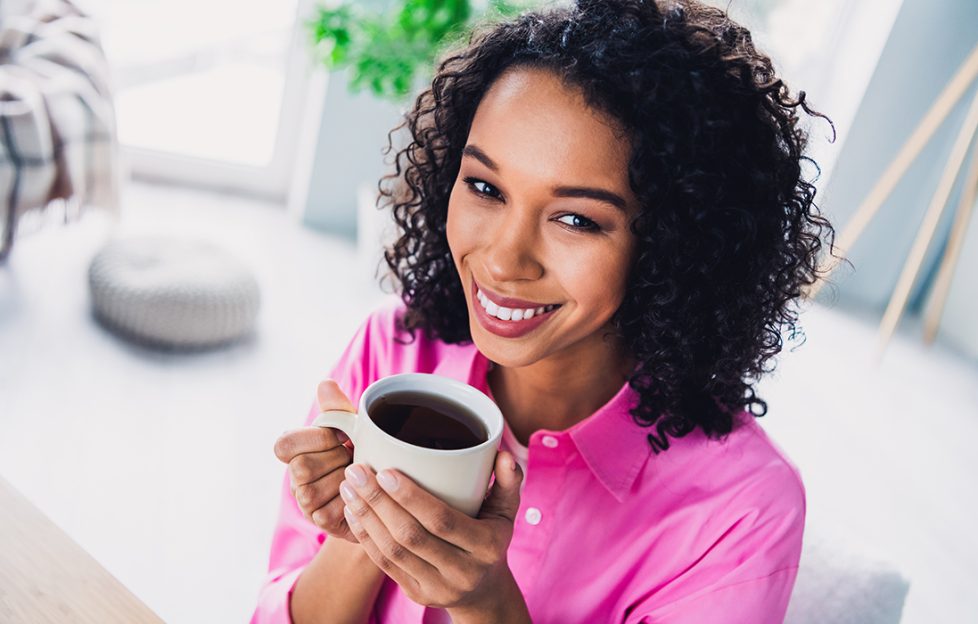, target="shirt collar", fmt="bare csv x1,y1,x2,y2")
565,380,652,503
432,340,494,388
437,343,652,504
